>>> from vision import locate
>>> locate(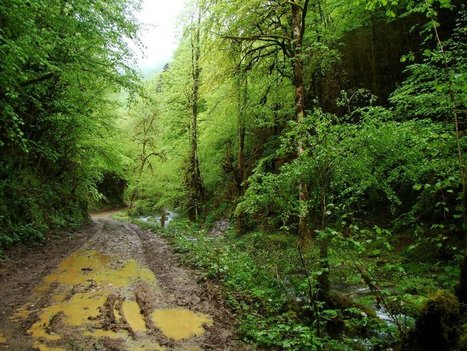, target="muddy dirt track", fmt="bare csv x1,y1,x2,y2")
0,217,248,351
